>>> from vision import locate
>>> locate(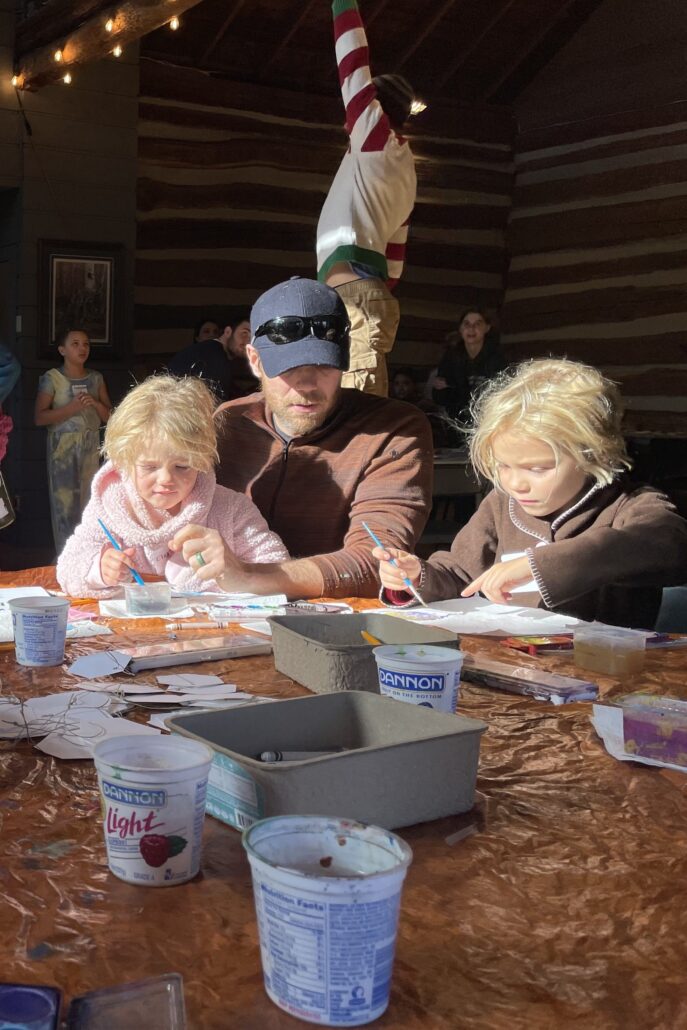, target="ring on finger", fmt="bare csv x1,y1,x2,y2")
195,551,206,568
